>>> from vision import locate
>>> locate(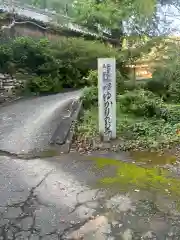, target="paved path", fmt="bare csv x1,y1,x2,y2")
0,91,81,156
0,152,180,240
0,154,109,239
